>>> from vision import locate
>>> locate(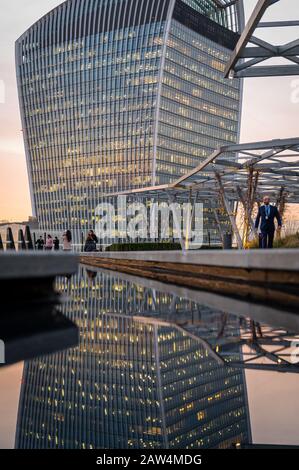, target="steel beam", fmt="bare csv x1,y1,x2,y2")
259,20,299,28
225,0,278,77
225,0,299,78
102,138,299,215
236,65,299,78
